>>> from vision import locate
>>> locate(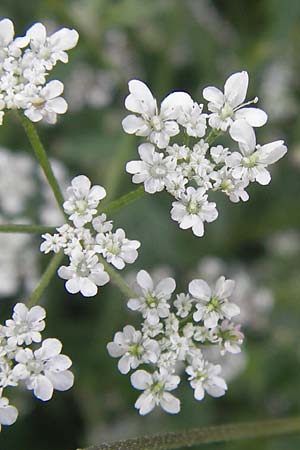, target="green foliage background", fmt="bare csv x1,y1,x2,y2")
0,1,300,449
